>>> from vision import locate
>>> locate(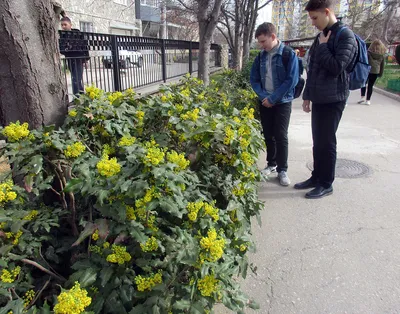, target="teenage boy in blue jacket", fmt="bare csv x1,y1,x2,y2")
250,22,299,186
